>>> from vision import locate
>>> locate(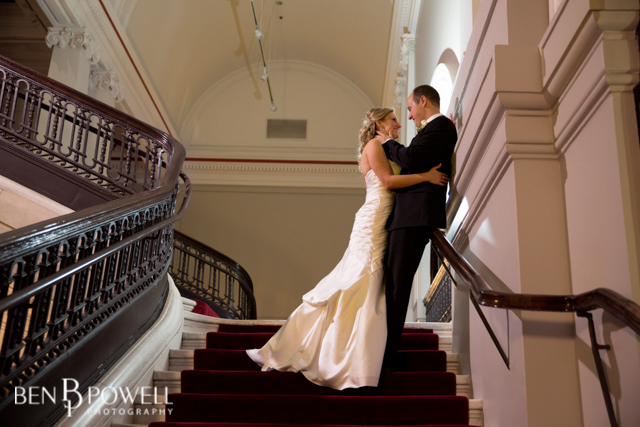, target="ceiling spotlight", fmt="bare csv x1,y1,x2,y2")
261,67,268,81
254,29,264,40
270,103,277,112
